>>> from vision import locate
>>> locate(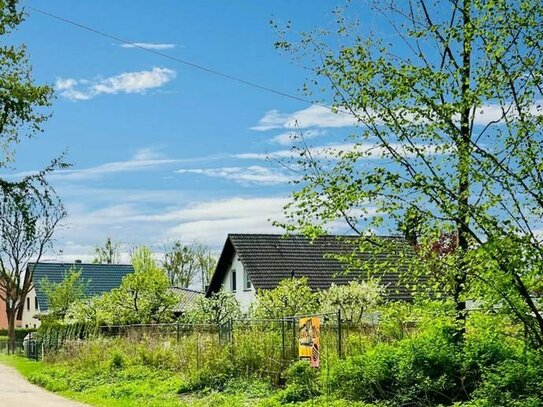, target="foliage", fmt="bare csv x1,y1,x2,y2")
0,0,67,350
0,328,36,342
162,241,215,289
40,267,88,321
7,309,543,406
275,361,320,404
100,247,178,324
184,291,241,325
320,280,383,324
251,277,318,319
274,0,543,344
93,237,120,264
